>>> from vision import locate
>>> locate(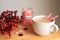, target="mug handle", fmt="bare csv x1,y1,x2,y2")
51,24,59,33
